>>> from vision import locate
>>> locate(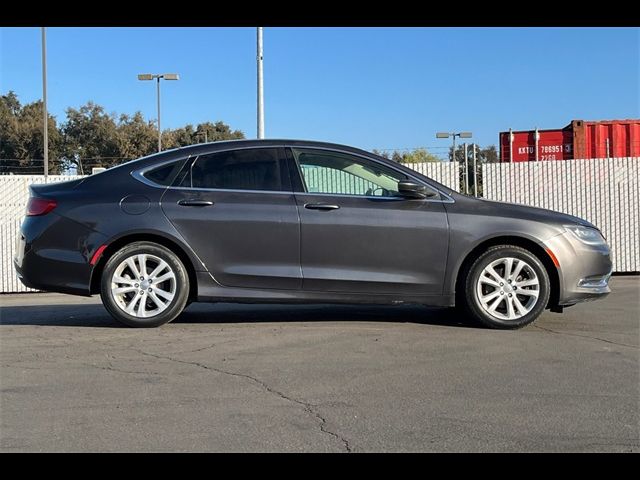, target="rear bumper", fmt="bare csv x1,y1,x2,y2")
13,213,107,296
544,231,613,307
